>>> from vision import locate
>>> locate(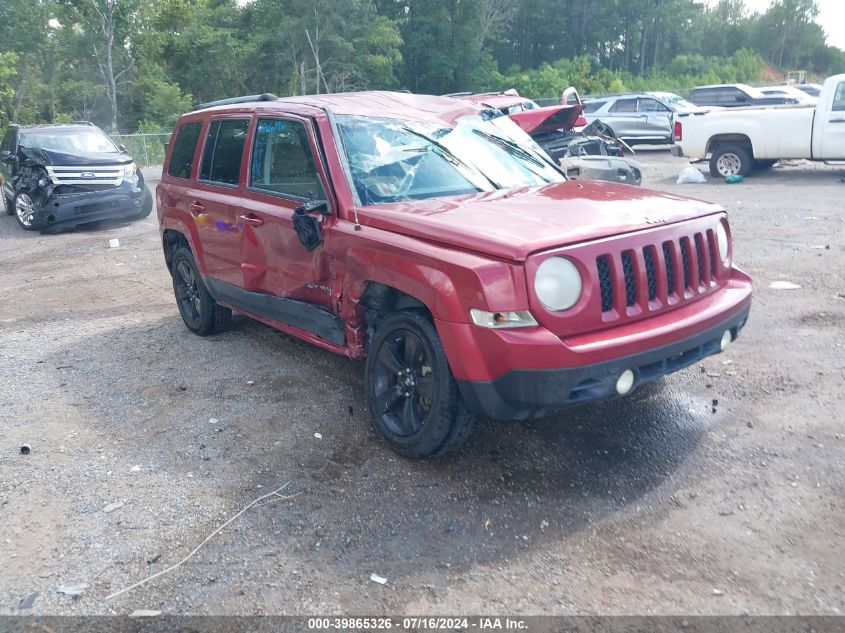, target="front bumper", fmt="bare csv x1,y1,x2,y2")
456,303,749,420
34,183,146,232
